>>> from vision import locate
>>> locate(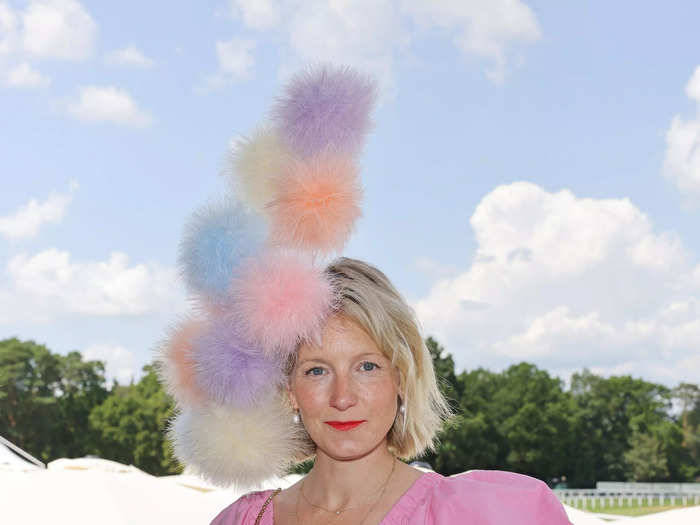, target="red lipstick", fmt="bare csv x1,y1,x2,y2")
325,420,365,431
